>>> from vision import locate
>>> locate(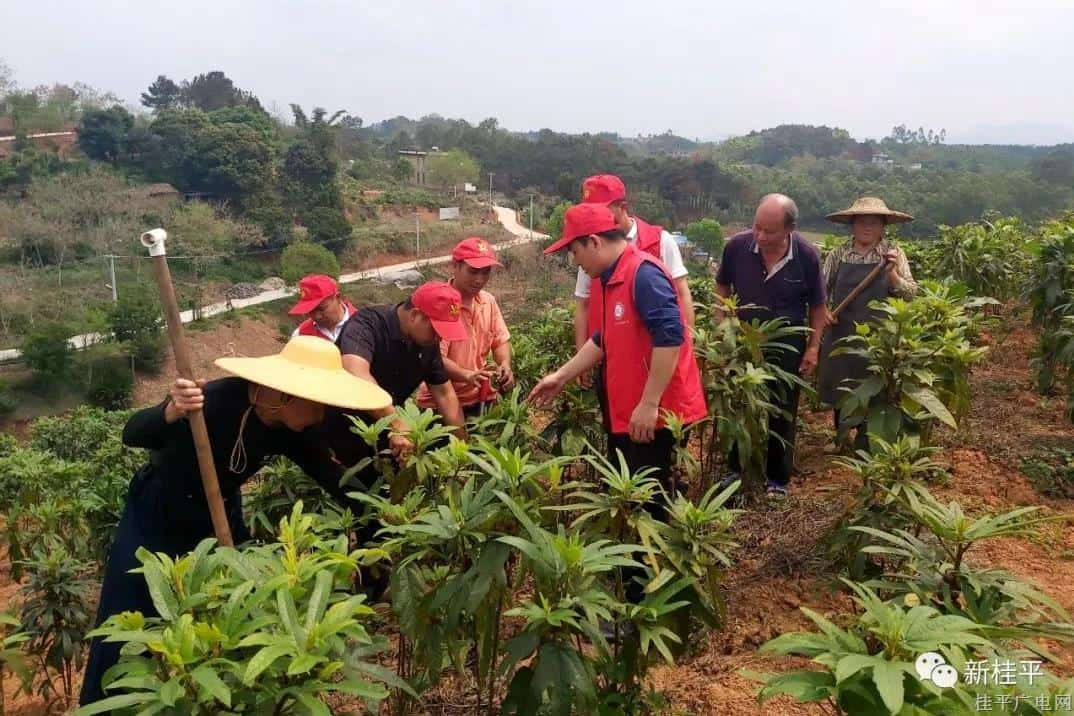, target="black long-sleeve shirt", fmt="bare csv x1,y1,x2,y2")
123,377,348,538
